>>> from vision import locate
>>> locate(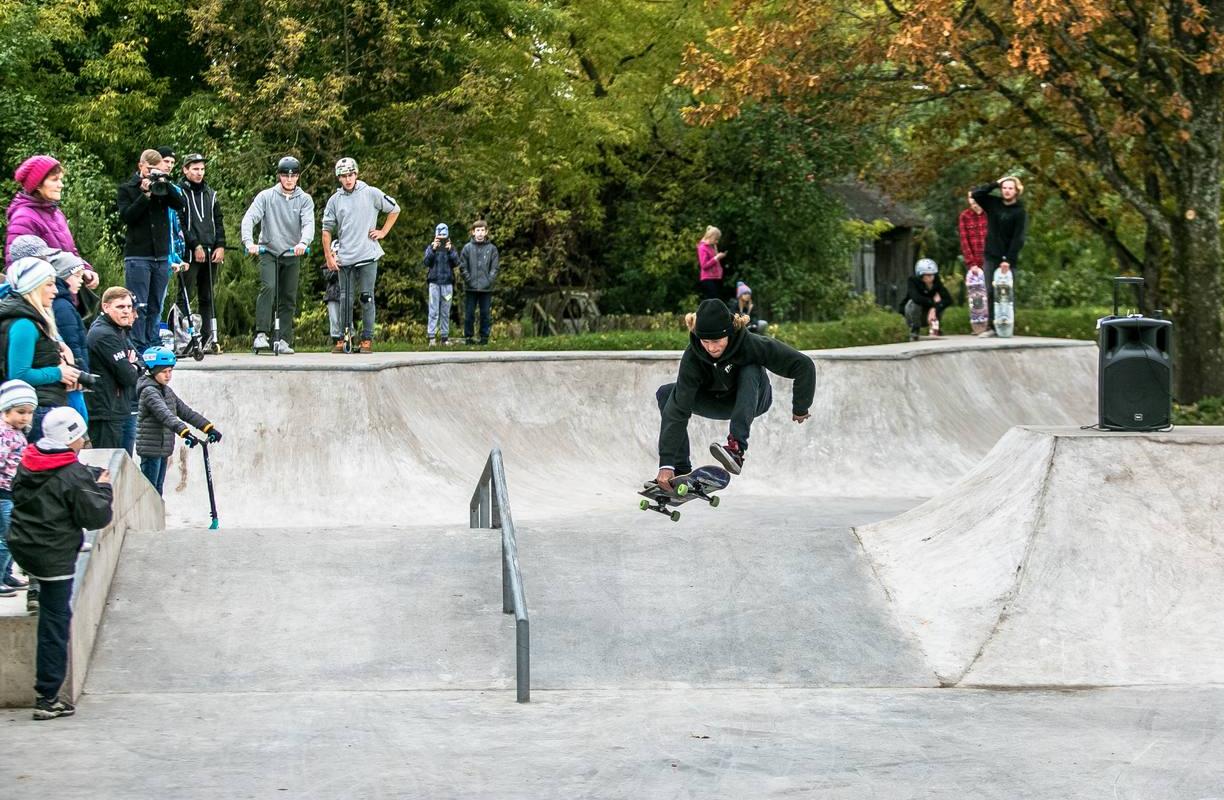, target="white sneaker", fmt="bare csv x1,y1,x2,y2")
79,541,92,553
274,339,295,355
977,329,997,338
428,339,436,348
253,332,270,350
